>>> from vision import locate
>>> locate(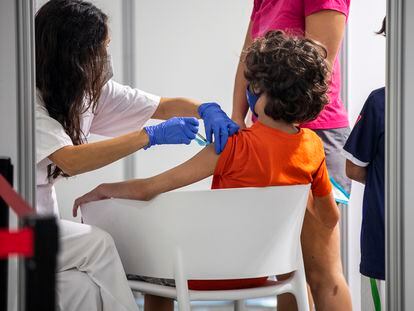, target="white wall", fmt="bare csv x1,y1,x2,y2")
346,1,386,309
33,0,249,213
133,0,251,189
